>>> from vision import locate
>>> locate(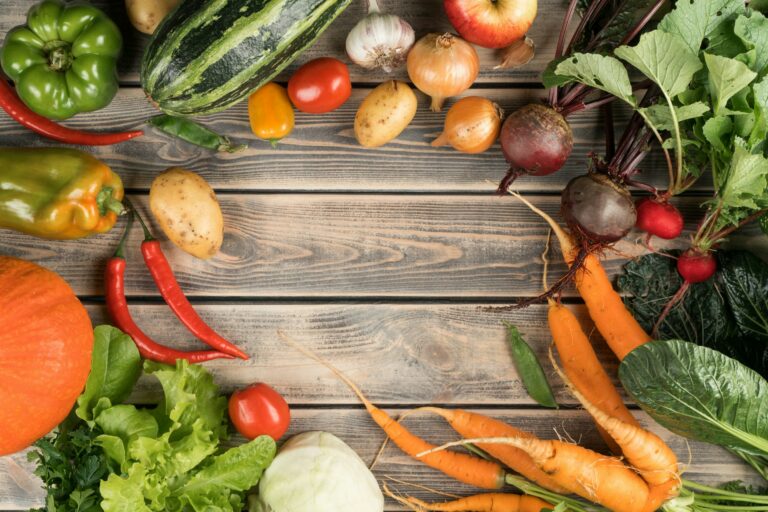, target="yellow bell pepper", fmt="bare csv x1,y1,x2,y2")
248,82,295,146
0,147,124,239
